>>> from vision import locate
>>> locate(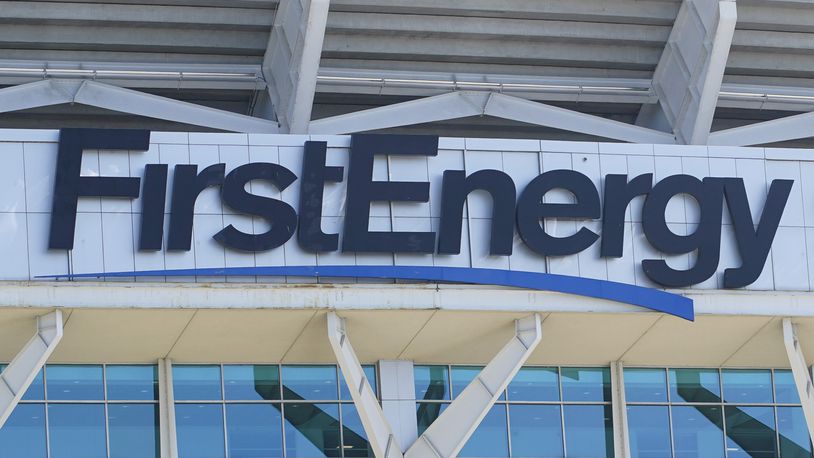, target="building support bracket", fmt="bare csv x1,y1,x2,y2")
327,312,403,458
404,314,543,458
158,358,179,458
0,310,63,429
610,361,631,458
782,318,814,442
